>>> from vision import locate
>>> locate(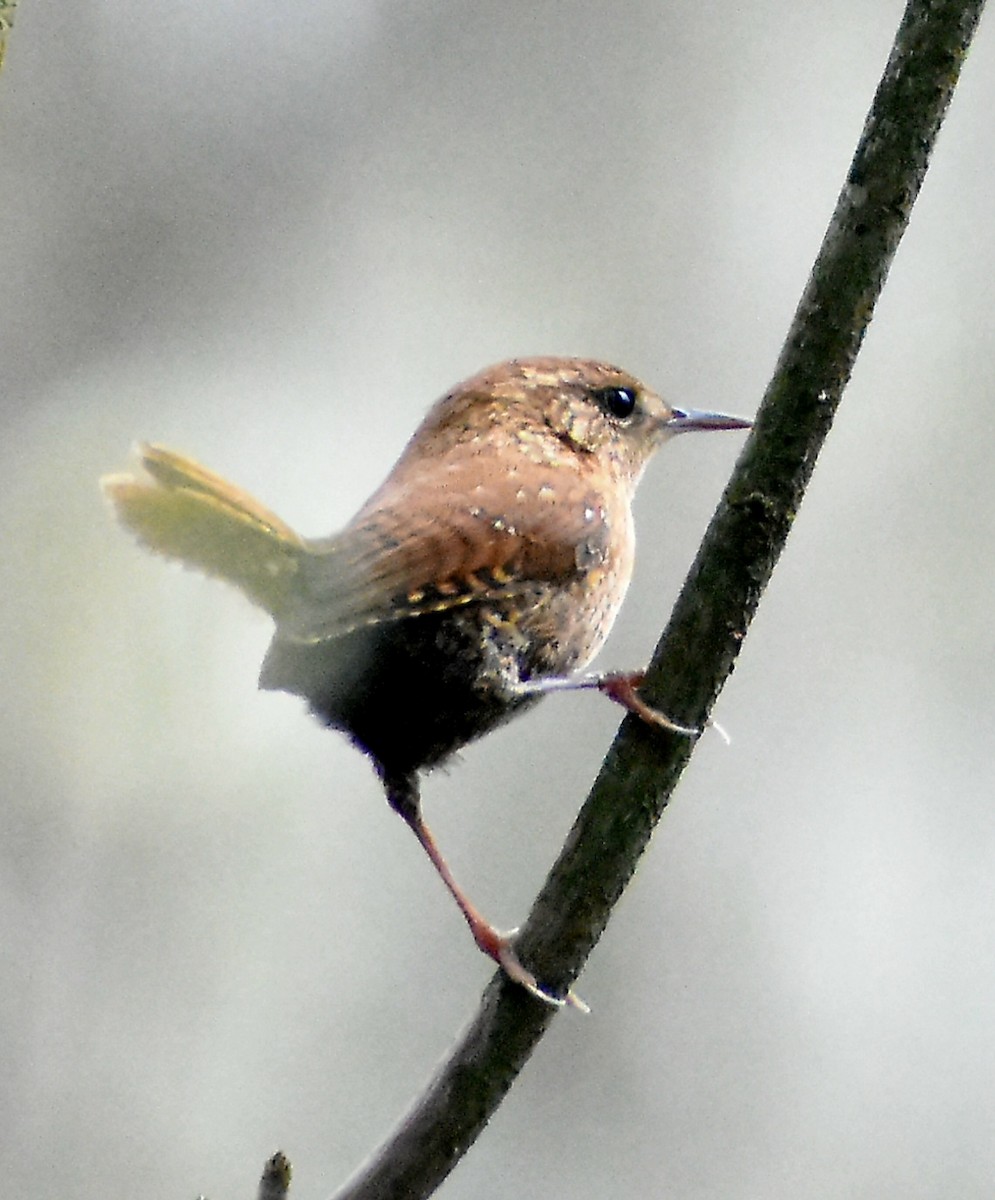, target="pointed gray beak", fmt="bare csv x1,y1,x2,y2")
666,406,753,433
